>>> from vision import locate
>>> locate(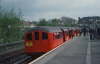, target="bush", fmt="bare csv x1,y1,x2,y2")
0,8,24,43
